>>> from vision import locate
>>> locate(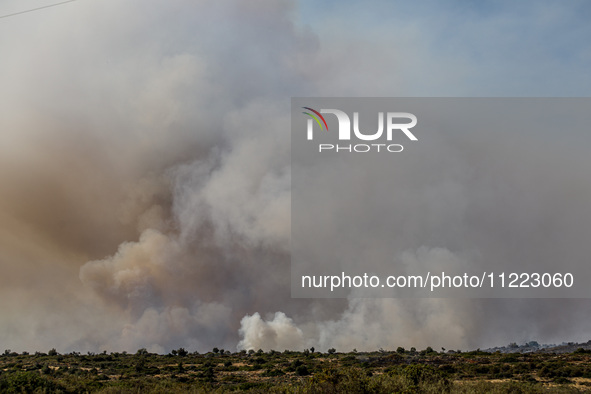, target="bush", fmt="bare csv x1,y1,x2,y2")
402,364,450,388
262,368,284,377
295,365,310,376
309,367,370,393
0,371,62,392
136,348,148,356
